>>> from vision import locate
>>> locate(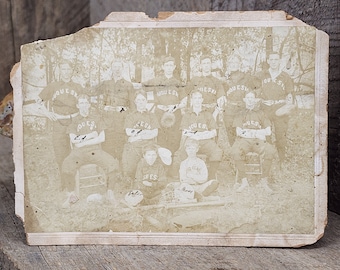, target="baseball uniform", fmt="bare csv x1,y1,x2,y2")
95,78,135,160
179,156,219,196
61,113,119,192
186,75,225,110
135,158,167,201
39,81,83,171
179,156,208,184
224,71,261,145
144,75,186,153
172,109,223,179
230,107,276,179
257,69,294,161
121,110,160,177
